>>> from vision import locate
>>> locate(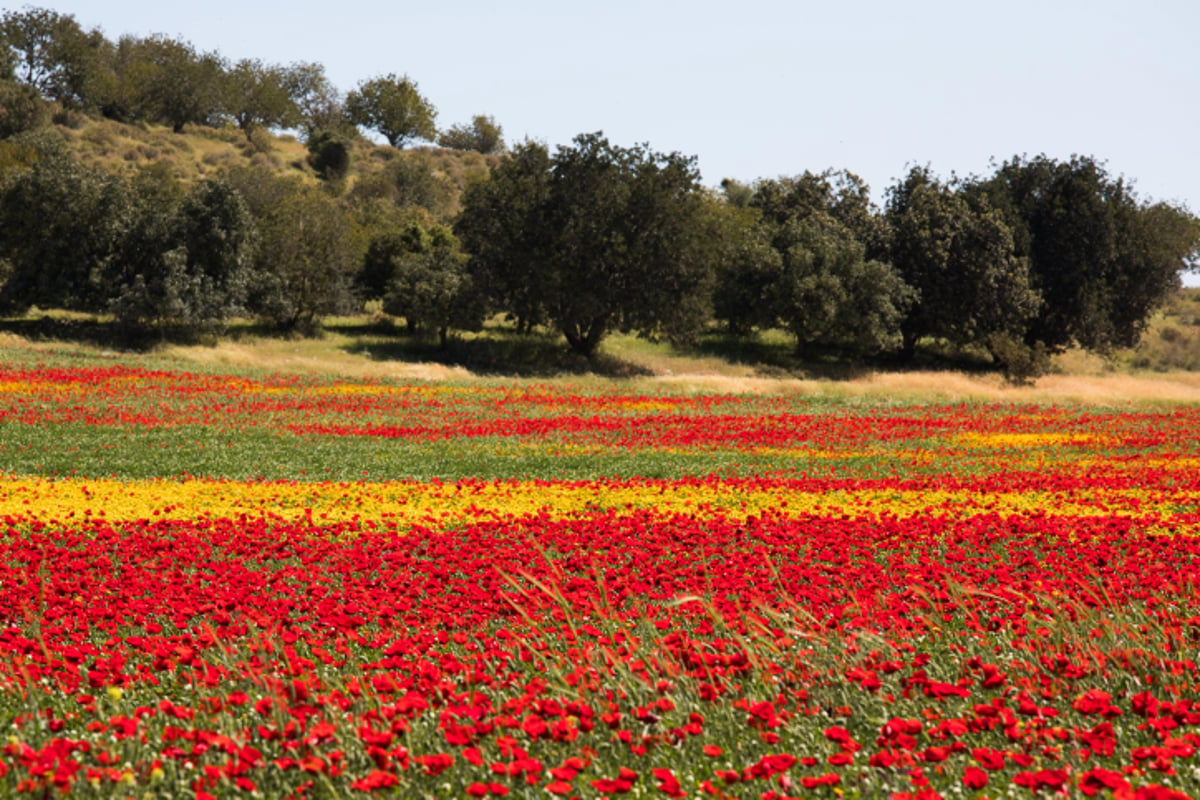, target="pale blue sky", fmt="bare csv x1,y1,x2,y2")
29,1,1200,280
